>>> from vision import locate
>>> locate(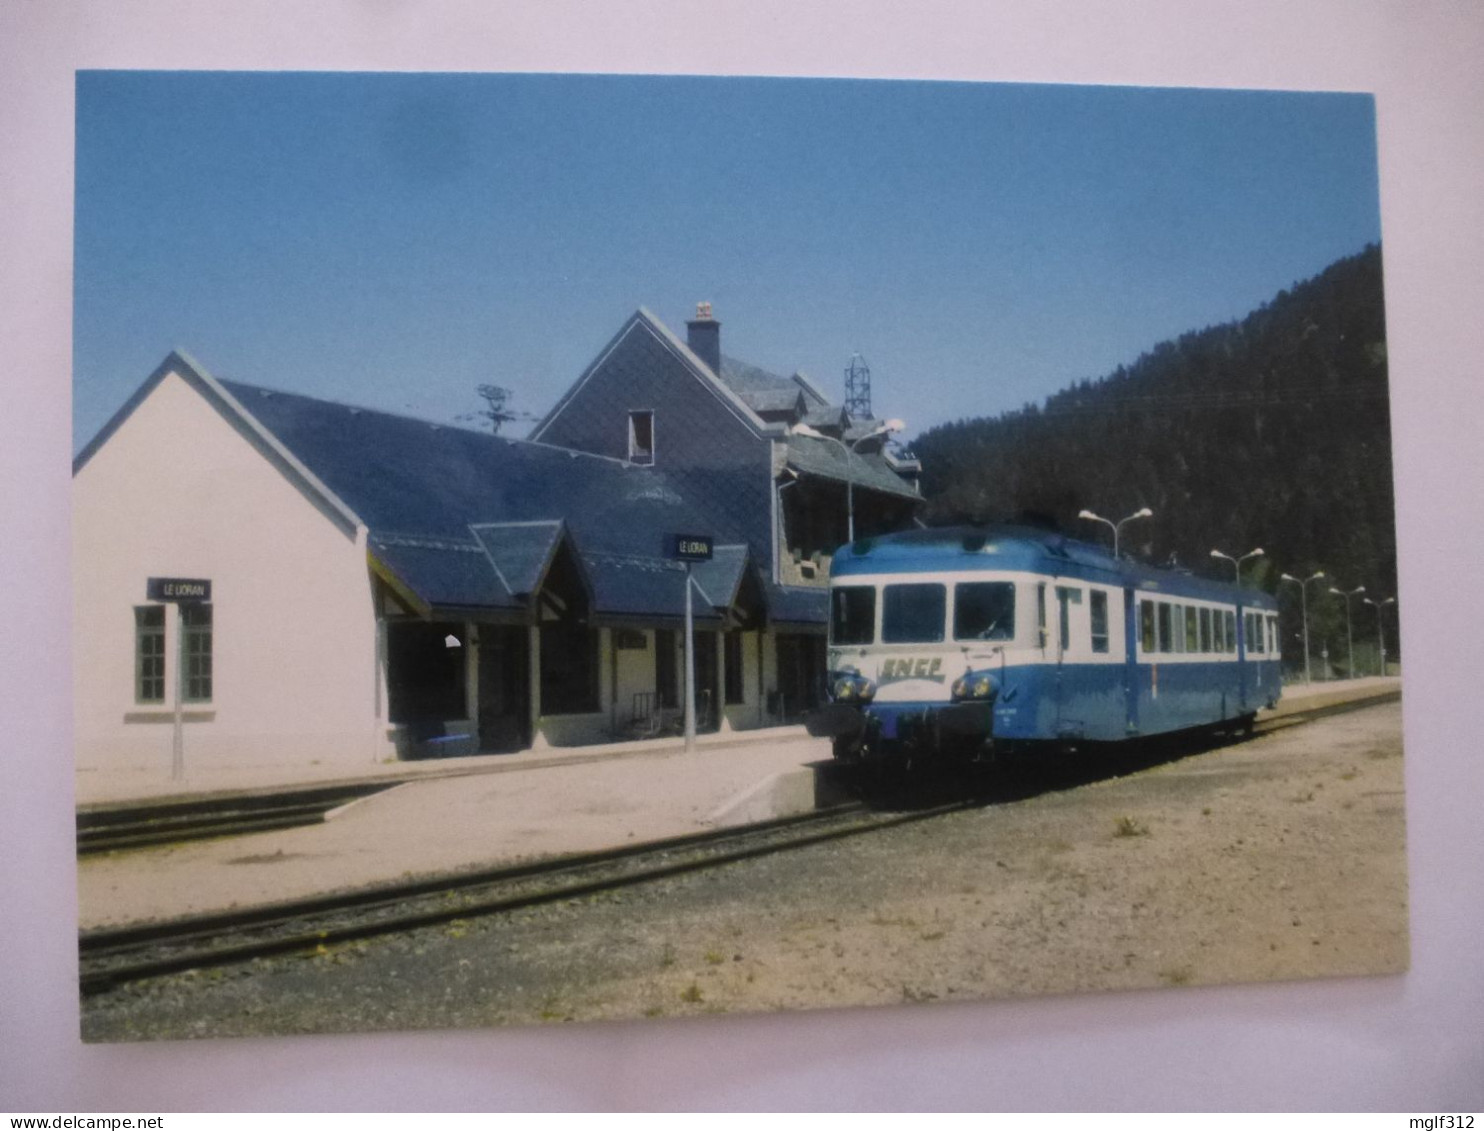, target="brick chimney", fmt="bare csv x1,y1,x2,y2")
686,301,721,375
